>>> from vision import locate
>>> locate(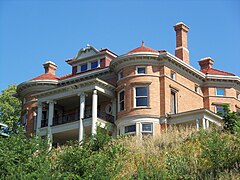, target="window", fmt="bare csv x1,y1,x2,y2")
170,91,177,114
170,71,176,80
135,86,148,107
237,92,240,100
91,61,99,69
118,71,123,80
142,123,153,137
105,104,112,115
216,88,225,96
81,64,88,72
195,85,200,94
125,124,136,134
23,98,26,104
216,105,224,117
118,90,125,112
22,112,27,129
136,66,146,74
